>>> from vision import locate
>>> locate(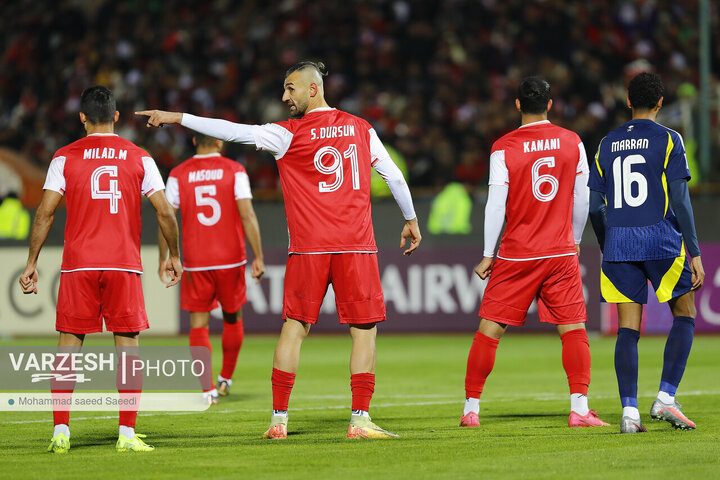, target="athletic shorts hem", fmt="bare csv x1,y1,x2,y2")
106,324,149,333
654,285,693,304
477,313,518,326
56,326,104,334
339,315,387,325
282,313,319,325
